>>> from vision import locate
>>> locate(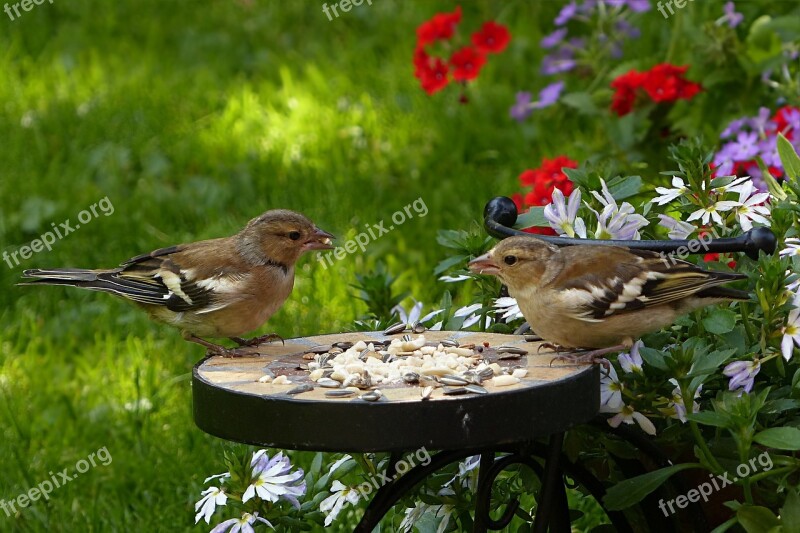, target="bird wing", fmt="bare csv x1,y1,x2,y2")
550,246,746,322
